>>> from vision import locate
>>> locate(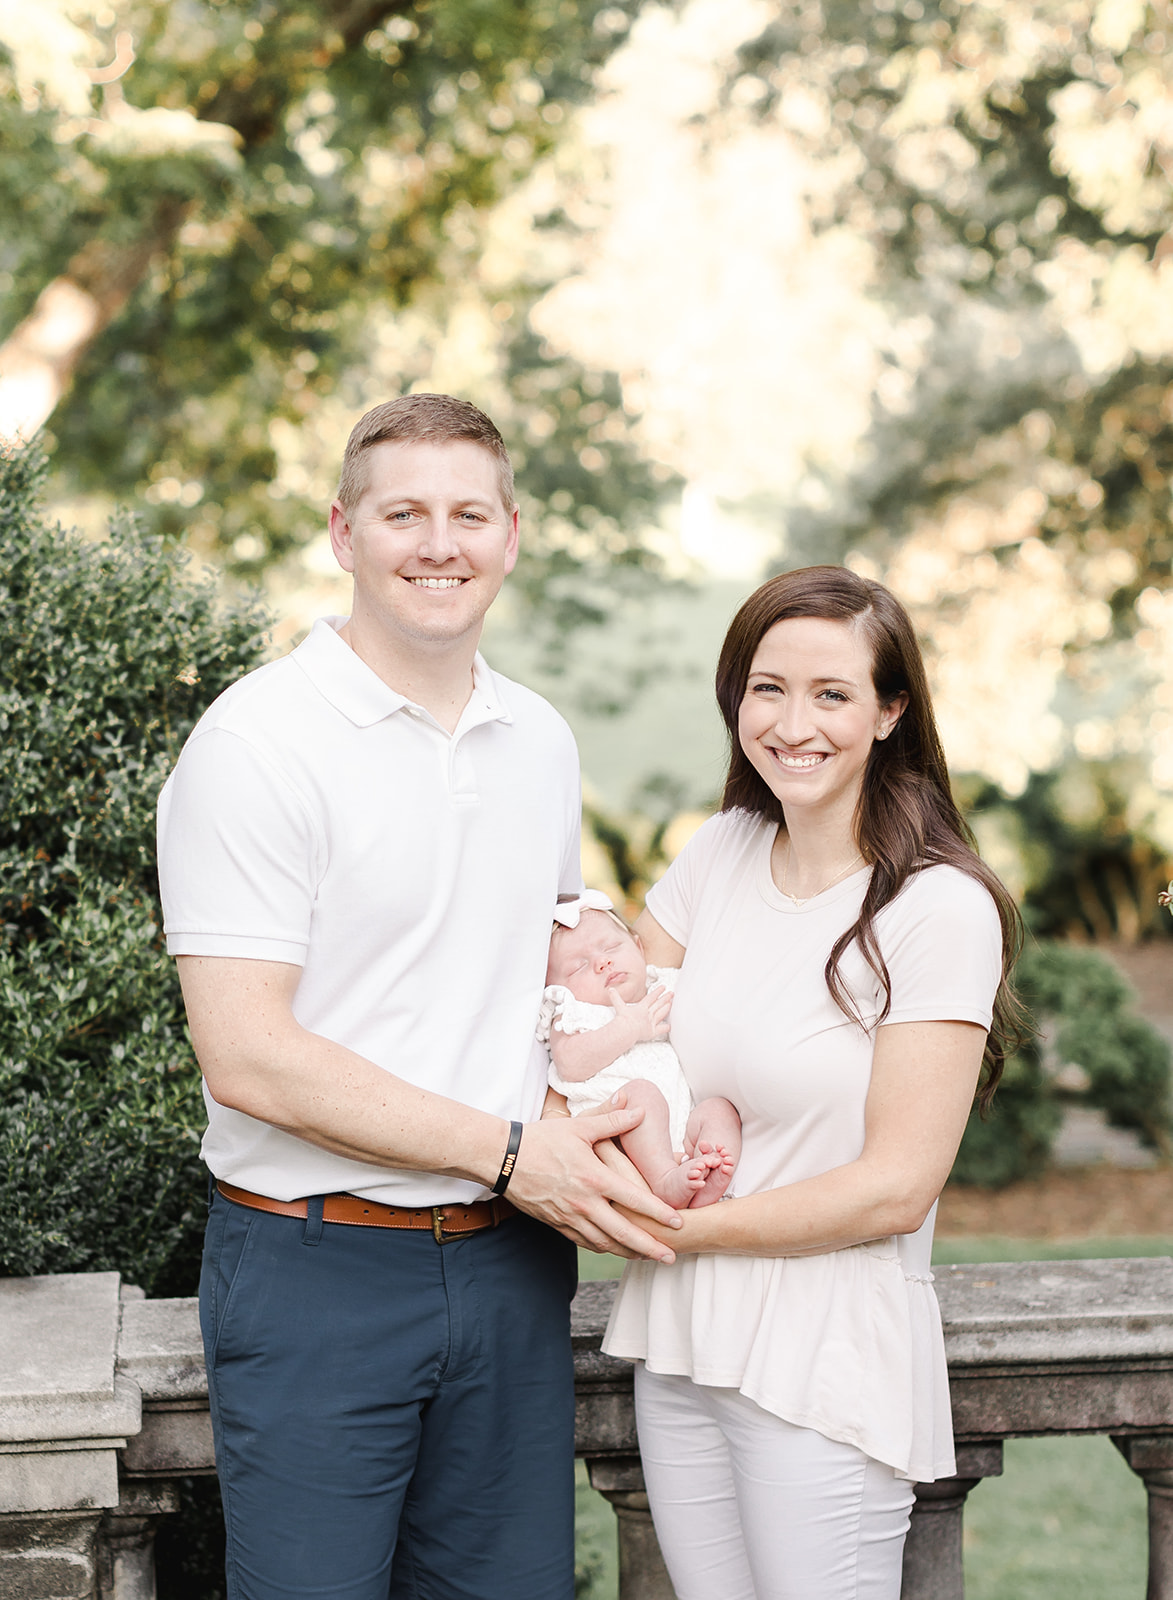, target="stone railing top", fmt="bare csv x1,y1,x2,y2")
4,1255,1173,1447
573,1257,1173,1373
117,1297,208,1404
936,1256,1173,1365
0,1272,140,1444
